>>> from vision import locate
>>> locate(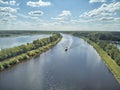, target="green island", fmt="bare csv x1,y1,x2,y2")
69,31,120,84
0,33,62,71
